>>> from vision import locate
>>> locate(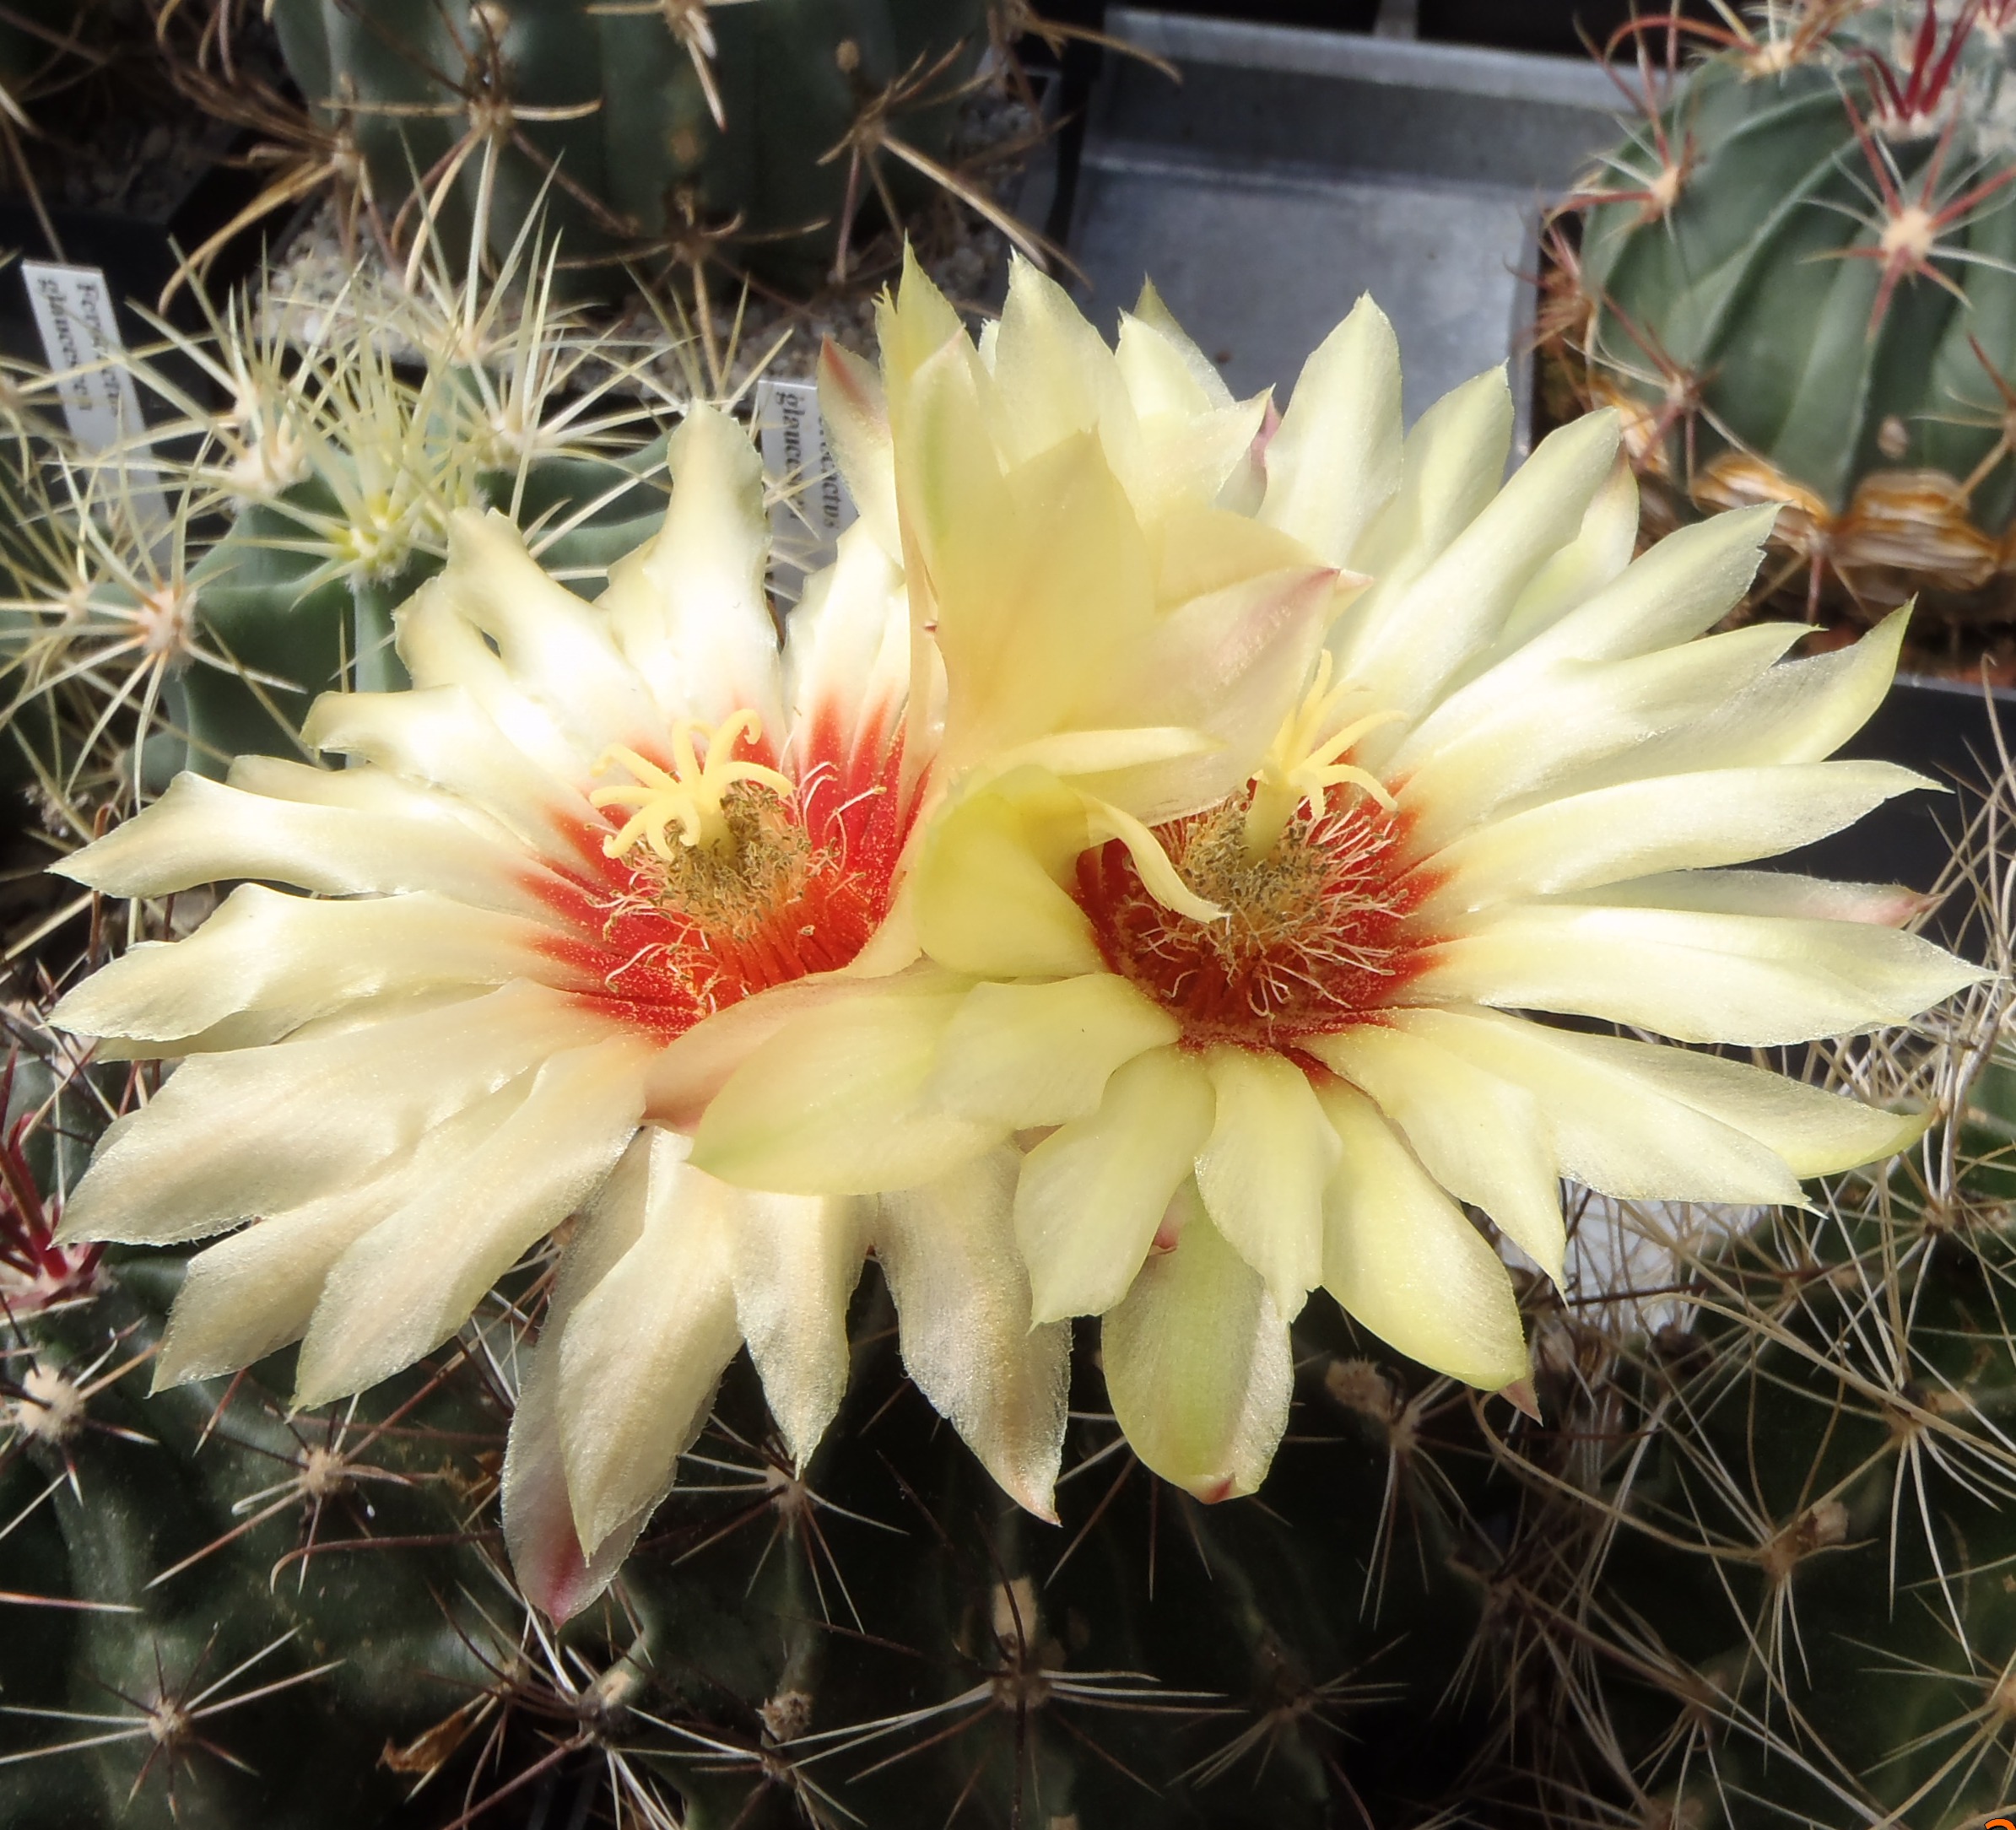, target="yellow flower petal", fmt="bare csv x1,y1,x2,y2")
1194,1045,1336,1320
913,776,1103,980
1383,1007,1804,1206
1343,365,1513,590
1500,503,1779,675
599,404,785,737
817,337,900,559
1015,1045,1215,1323
1125,277,1235,411
303,685,597,850
552,1132,743,1559
1510,1022,1928,1176
1310,1023,1565,1283
730,1192,871,1470
691,984,1001,1195
1258,293,1403,568
503,1140,669,1621
989,255,1138,472
1337,410,1623,736
1420,760,1936,914
397,574,583,779
1102,1190,1292,1502
1496,454,1640,648
49,884,580,1054
55,768,555,914
1579,868,1928,926
438,508,661,751
932,974,1178,1126
782,521,911,754
59,982,613,1246
1073,561,1342,824
1418,904,1988,1046
295,1030,654,1406
153,1085,523,1386
1315,1079,1530,1390
875,242,968,399
878,1148,1071,1520
1578,602,1910,782
1393,622,1800,845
